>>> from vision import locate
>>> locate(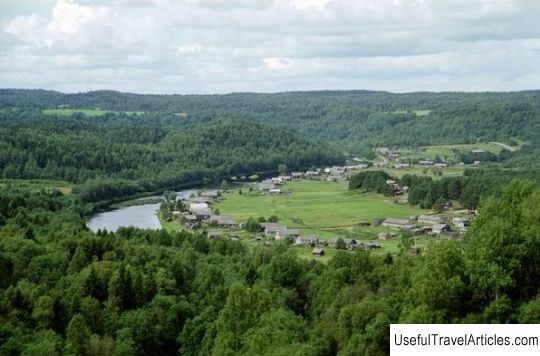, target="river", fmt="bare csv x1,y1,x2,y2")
86,189,199,232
